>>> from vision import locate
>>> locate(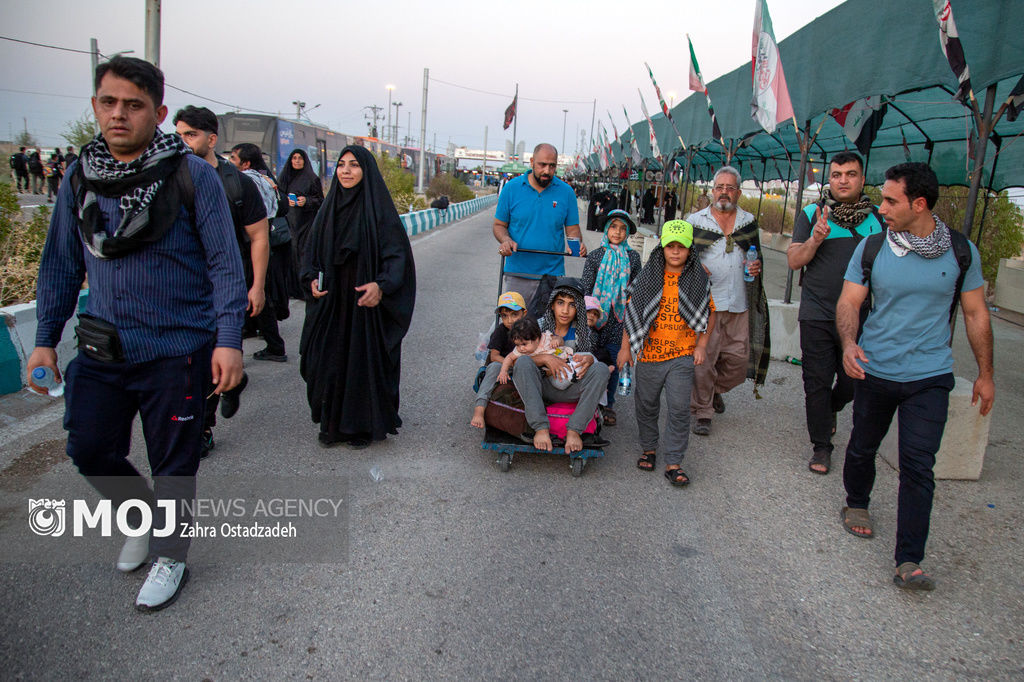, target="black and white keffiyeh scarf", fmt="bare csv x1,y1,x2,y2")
822,189,874,230
539,284,593,353
75,128,191,258
623,246,711,361
886,215,952,259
